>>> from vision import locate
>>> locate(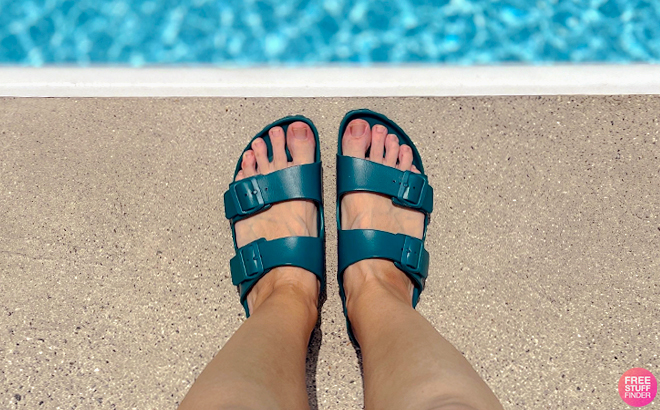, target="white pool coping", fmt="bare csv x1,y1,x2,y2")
1,65,659,97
